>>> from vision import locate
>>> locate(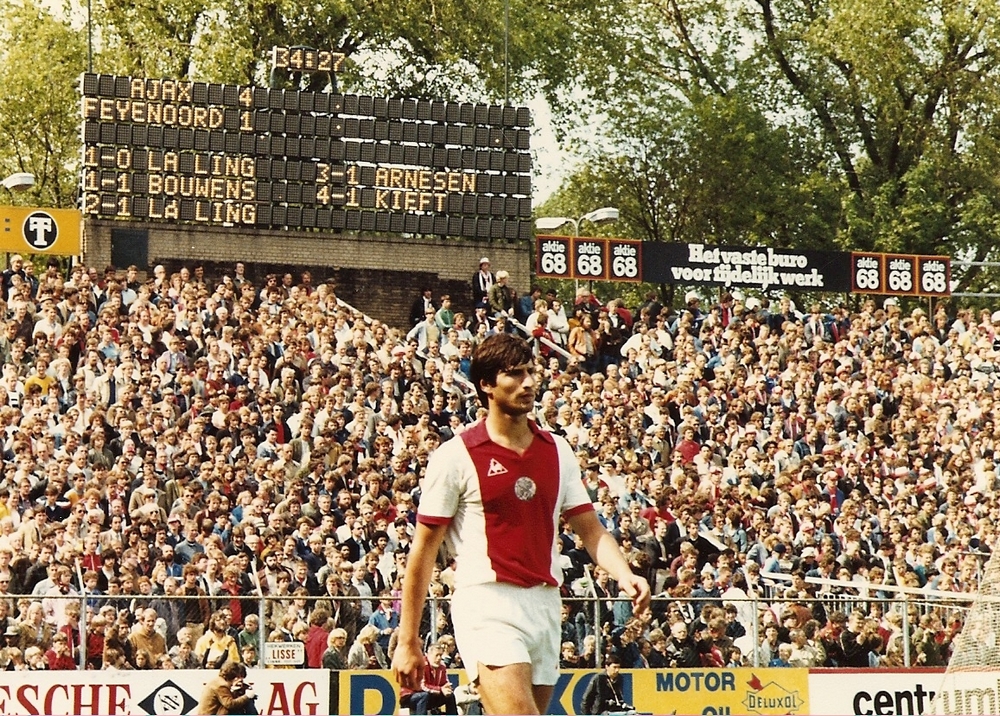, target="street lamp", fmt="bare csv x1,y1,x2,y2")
536,207,620,290
1,173,36,269
1,172,34,193
535,206,620,235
